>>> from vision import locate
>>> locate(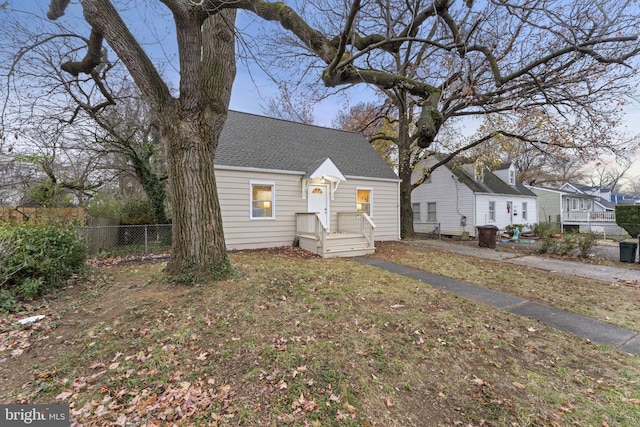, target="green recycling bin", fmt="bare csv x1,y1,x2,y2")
619,241,638,263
